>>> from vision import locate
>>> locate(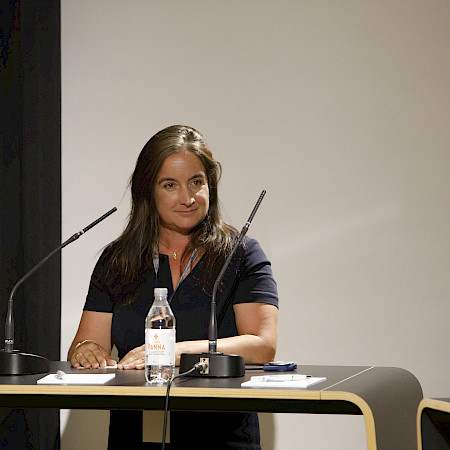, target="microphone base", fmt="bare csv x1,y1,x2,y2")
0,349,50,375
179,352,245,378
